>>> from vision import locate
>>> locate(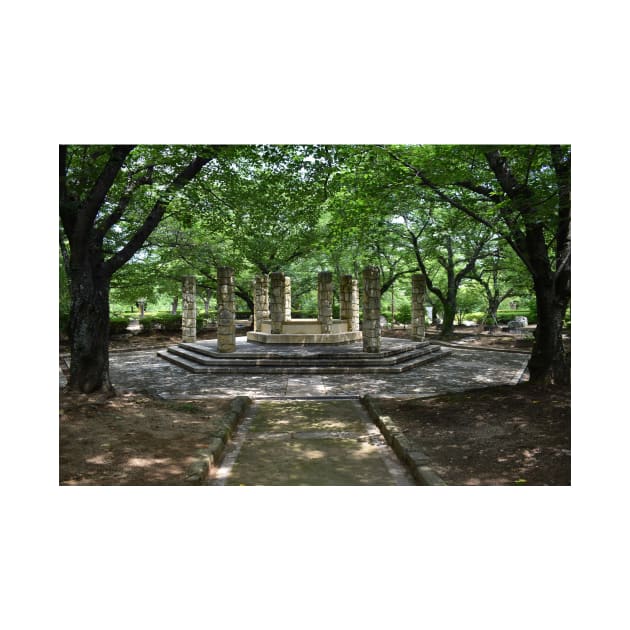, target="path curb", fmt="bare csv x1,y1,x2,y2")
185,395,252,483
360,395,447,486
427,339,531,355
